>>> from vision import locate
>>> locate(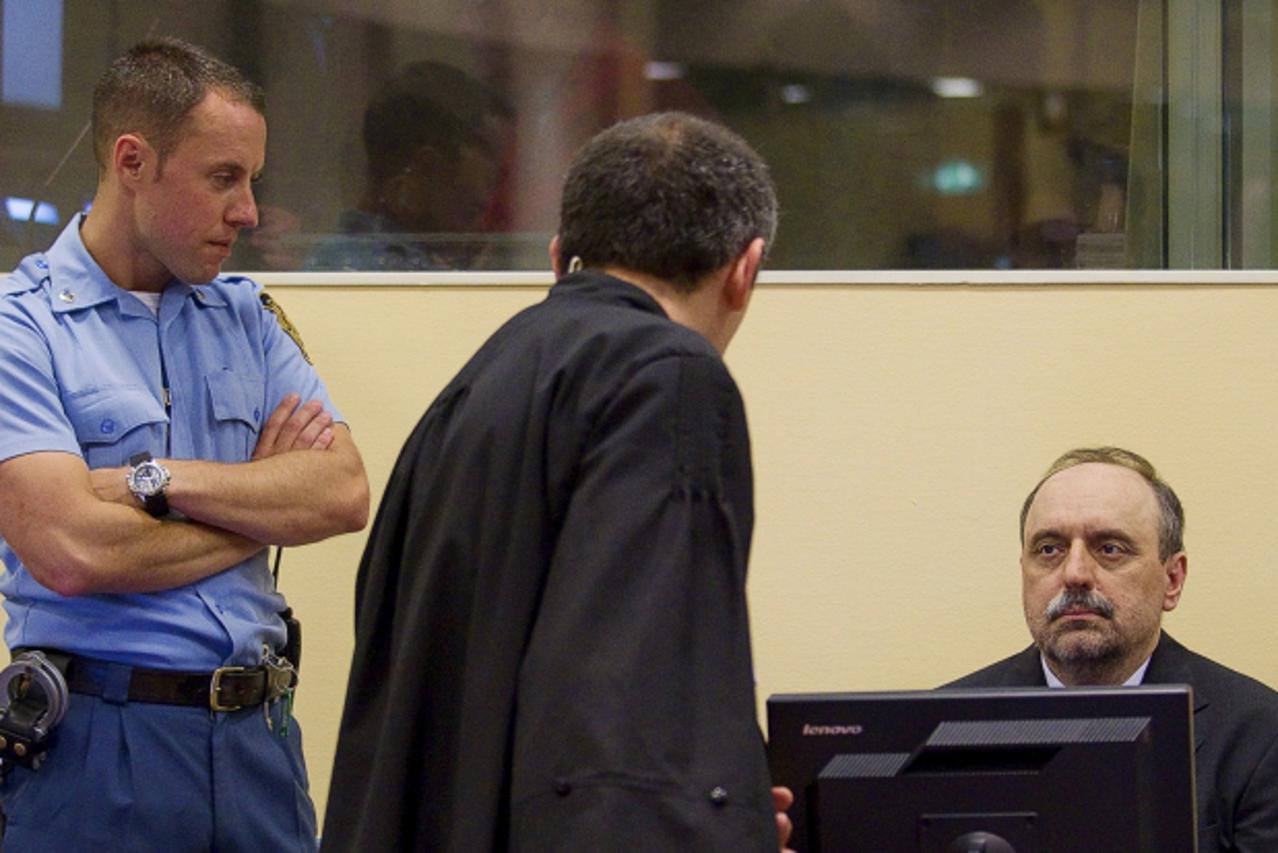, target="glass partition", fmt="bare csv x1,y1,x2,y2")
1226,0,1278,269
0,0,1230,274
